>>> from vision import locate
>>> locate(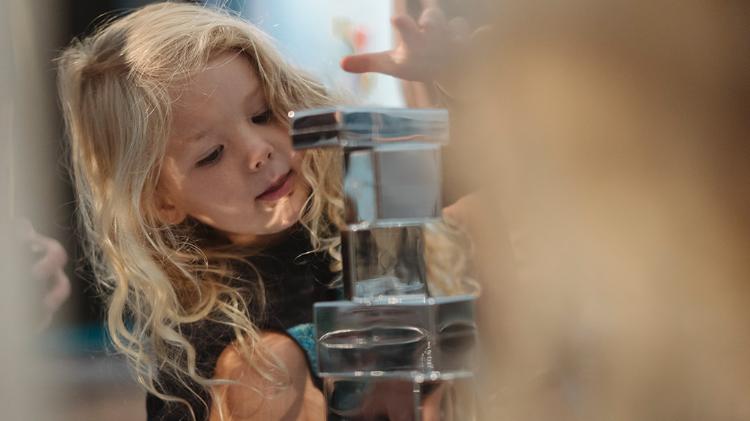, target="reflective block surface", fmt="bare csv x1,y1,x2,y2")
315,296,478,376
